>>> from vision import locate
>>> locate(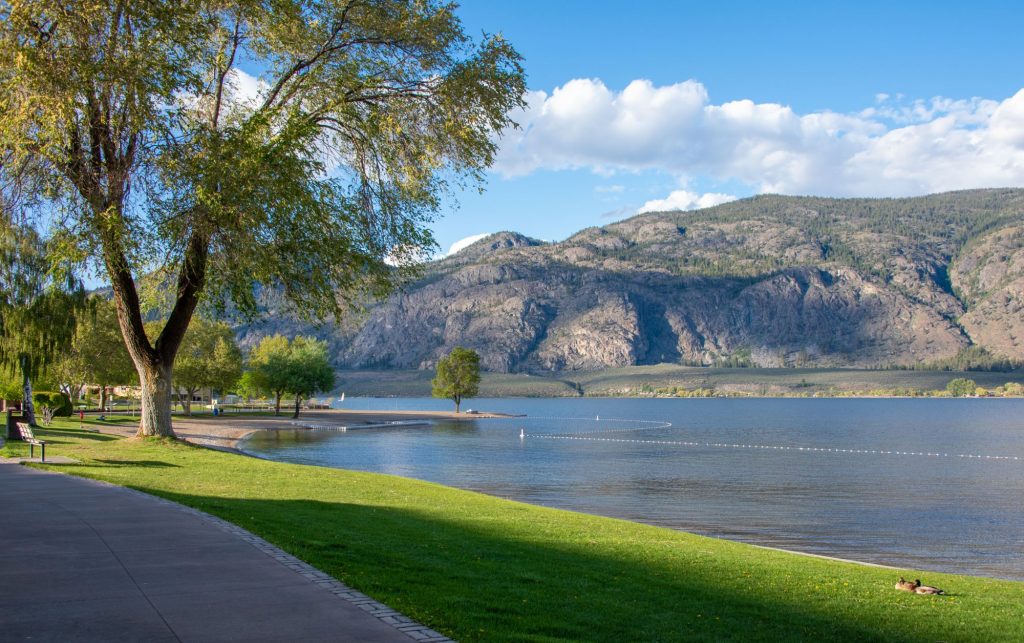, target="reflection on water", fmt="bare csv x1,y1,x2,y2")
242,398,1024,580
